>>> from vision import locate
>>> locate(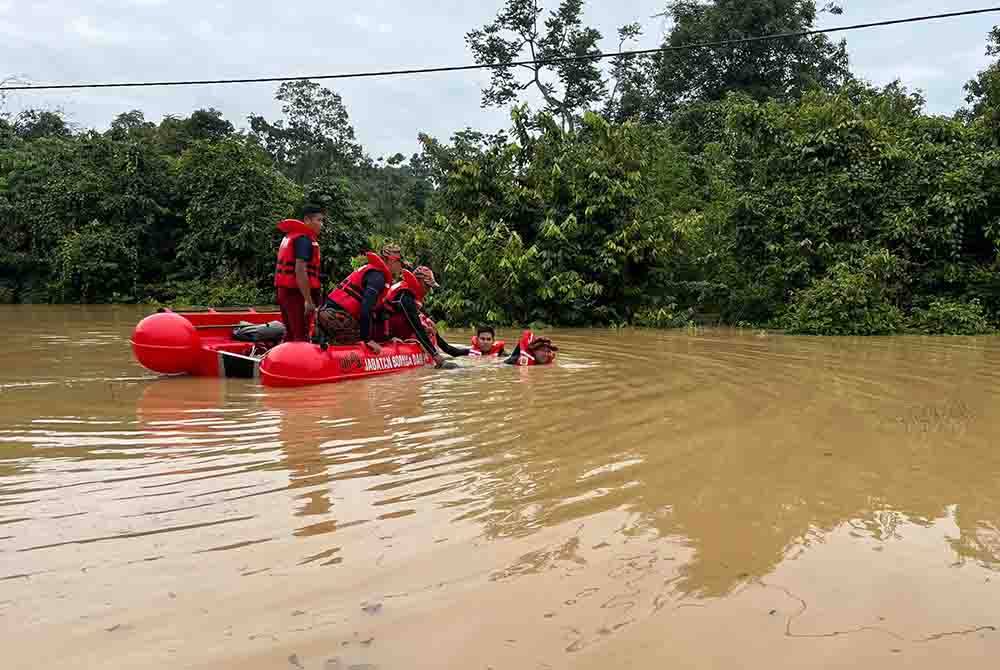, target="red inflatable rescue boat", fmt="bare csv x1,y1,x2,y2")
131,308,431,386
